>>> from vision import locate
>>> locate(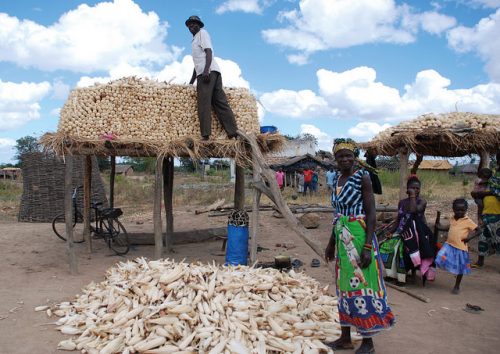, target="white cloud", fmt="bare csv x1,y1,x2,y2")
0,80,51,130
216,0,269,14
77,55,250,89
300,124,332,151
260,66,500,122
414,11,457,35
448,9,500,82
0,138,16,164
0,0,181,73
260,89,330,118
466,0,500,8
262,0,456,64
348,122,391,140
